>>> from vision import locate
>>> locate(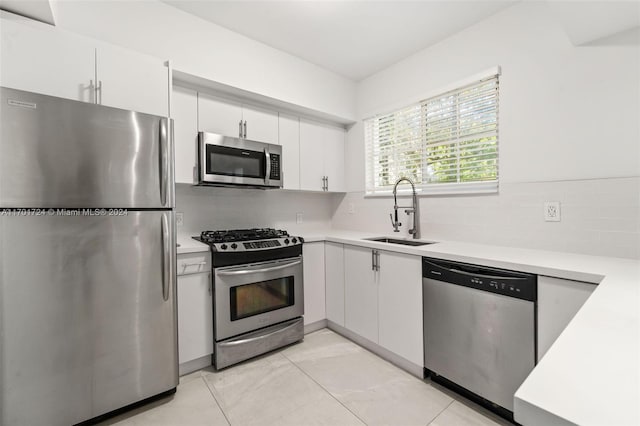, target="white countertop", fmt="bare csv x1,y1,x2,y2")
177,234,209,254
302,230,640,426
